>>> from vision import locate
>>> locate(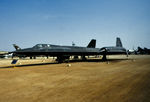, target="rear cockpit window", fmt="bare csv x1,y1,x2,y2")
47,44,50,47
